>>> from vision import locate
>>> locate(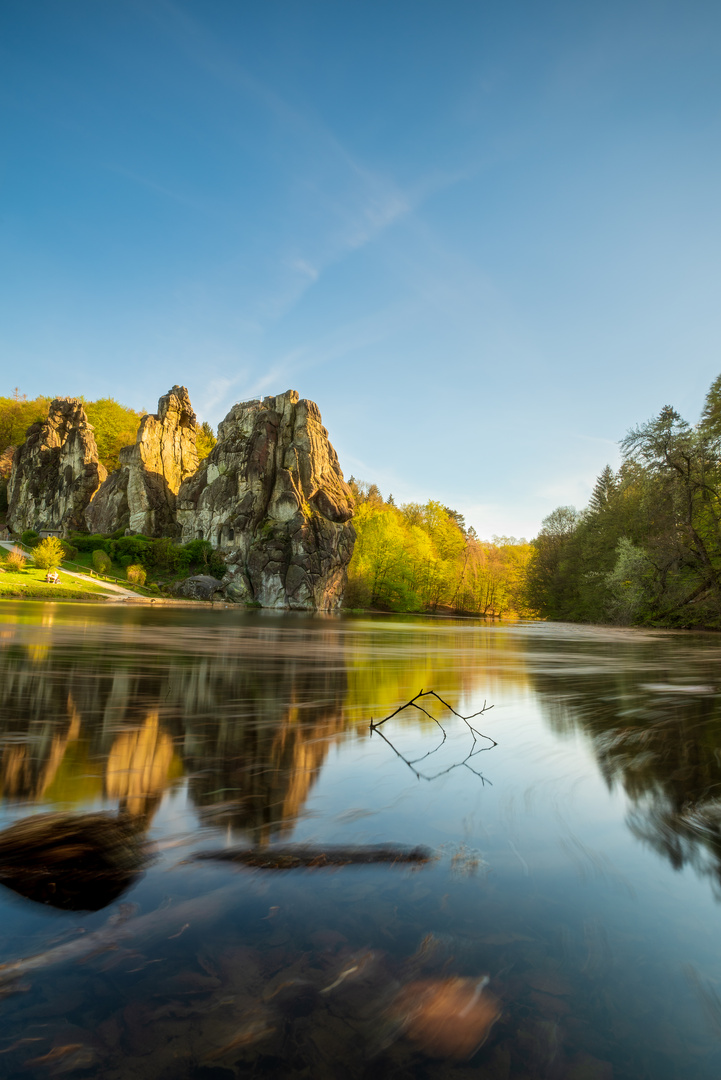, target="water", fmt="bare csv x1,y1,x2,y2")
0,602,721,1077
